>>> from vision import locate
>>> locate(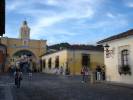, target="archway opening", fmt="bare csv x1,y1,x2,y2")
12,50,36,72
0,44,7,72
